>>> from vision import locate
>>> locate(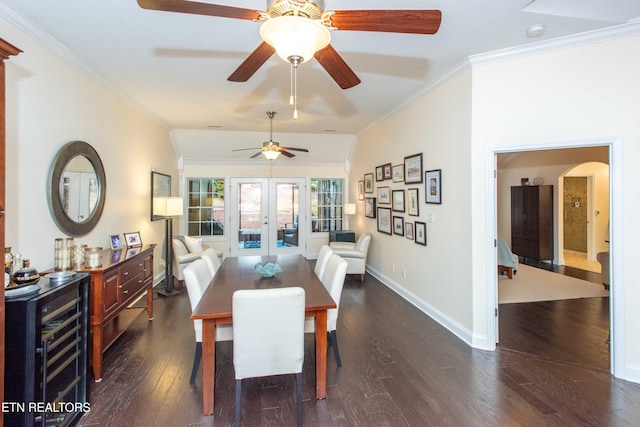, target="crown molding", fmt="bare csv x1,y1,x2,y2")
358,20,640,137
469,20,640,67
0,2,170,129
